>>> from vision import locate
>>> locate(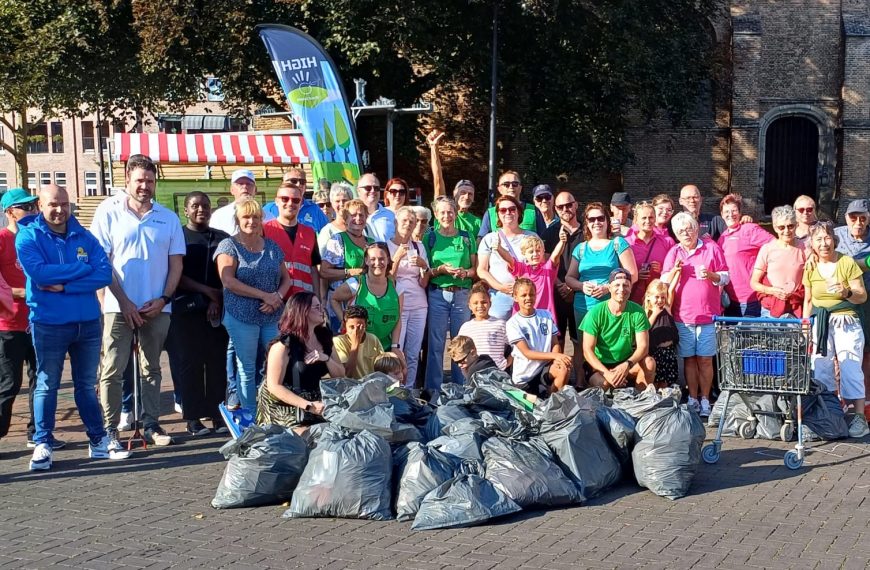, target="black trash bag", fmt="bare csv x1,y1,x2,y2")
423,401,476,441
595,406,636,465
802,391,849,440
632,403,706,500
478,410,531,440
393,442,458,522
534,387,622,498
321,374,420,443
578,387,606,404
706,390,751,437
441,417,489,437
389,387,433,428
427,433,485,463
411,473,522,530
437,383,474,405
482,437,584,508
612,386,680,420
284,427,393,520
211,424,308,509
